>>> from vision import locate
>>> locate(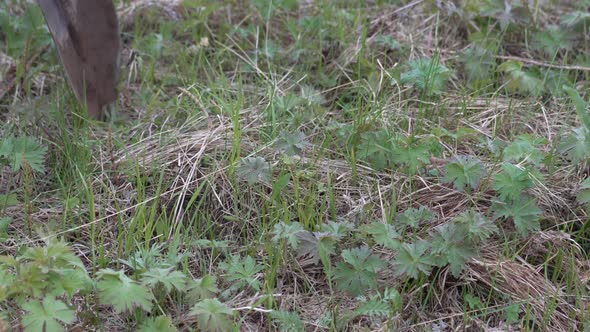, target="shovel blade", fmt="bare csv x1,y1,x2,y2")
37,0,120,120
